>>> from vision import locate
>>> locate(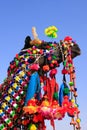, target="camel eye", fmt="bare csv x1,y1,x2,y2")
71,43,74,46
